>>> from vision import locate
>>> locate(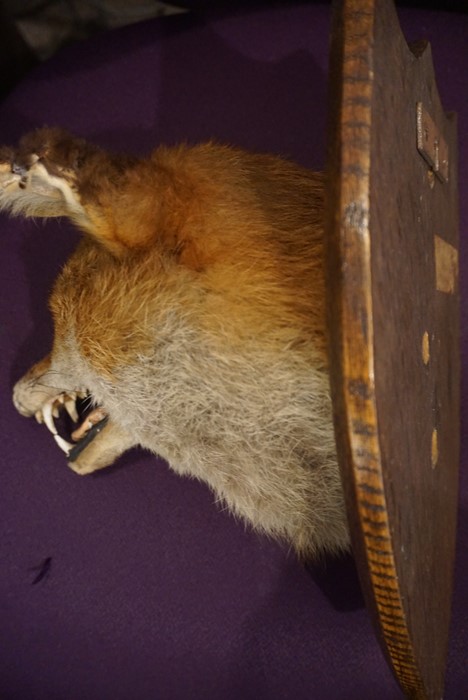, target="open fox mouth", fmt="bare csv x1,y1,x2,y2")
35,392,109,462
